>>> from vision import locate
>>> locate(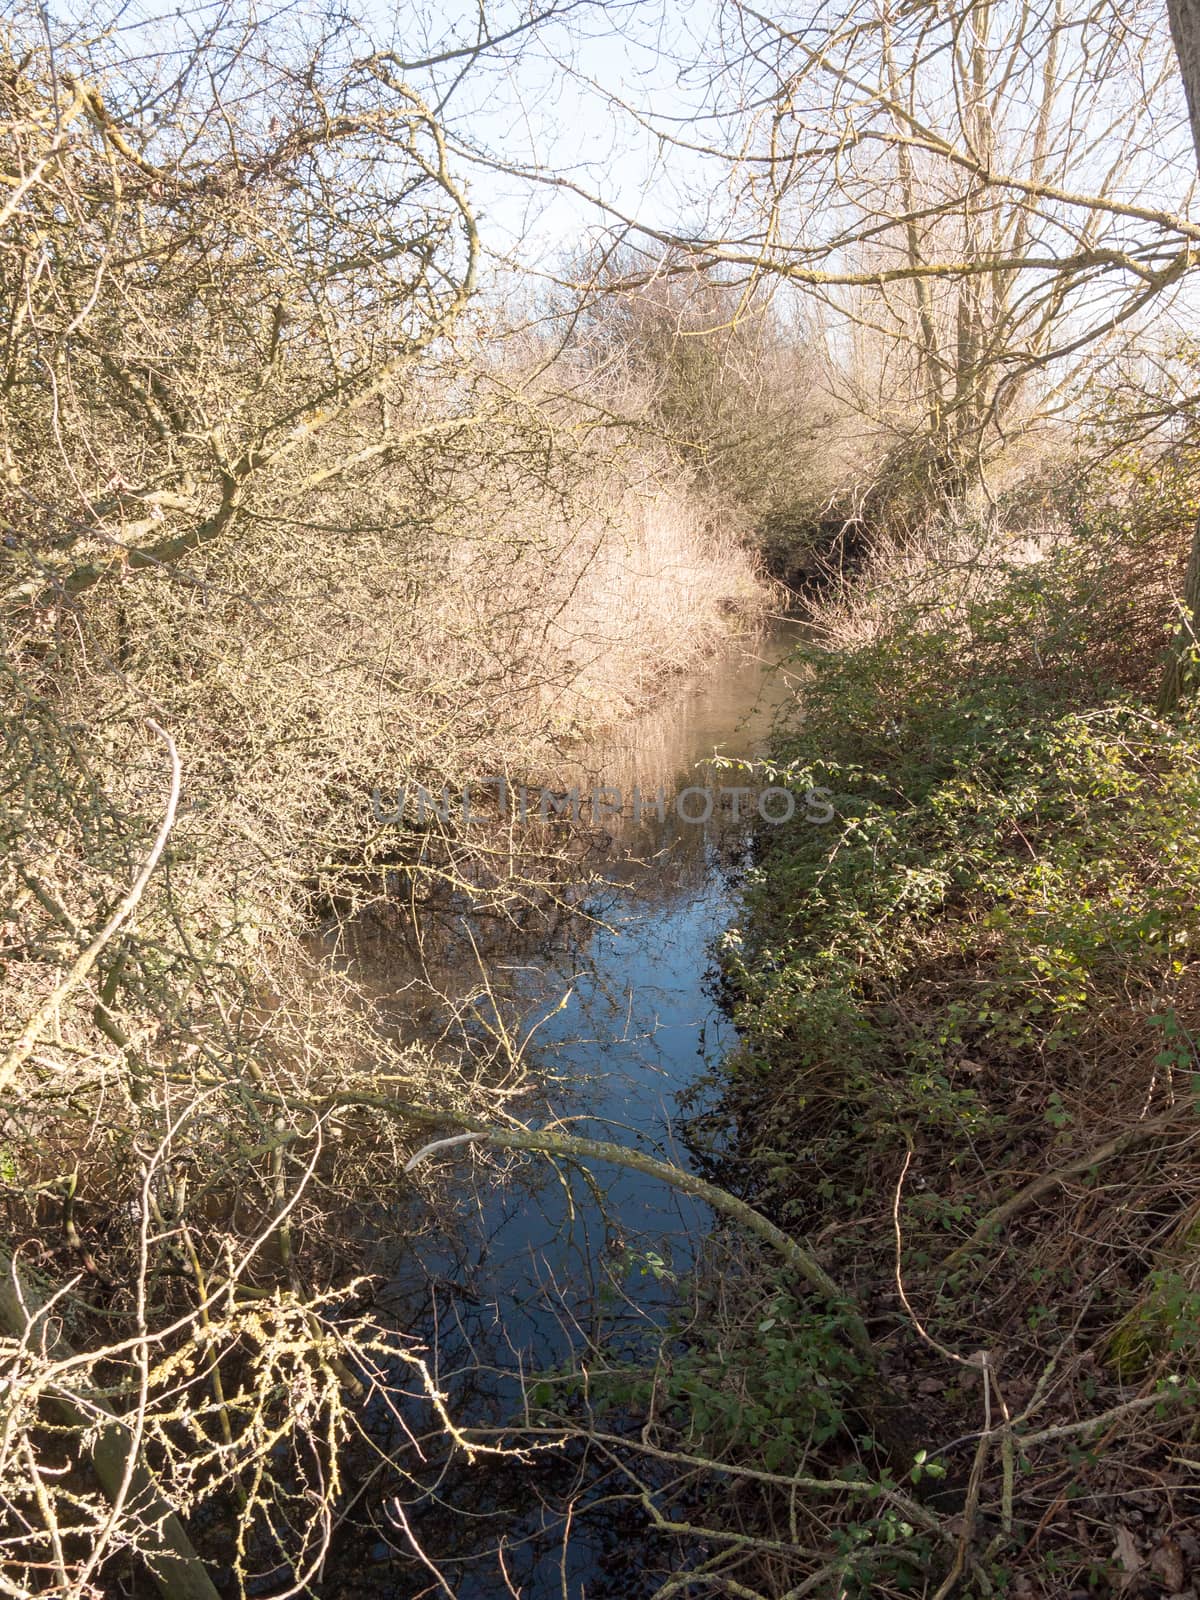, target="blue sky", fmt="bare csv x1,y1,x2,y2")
380,0,730,268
